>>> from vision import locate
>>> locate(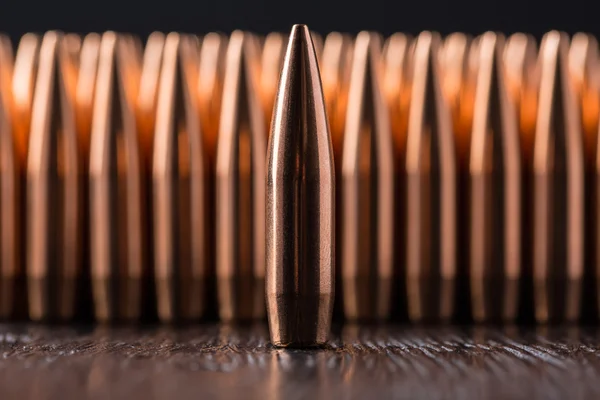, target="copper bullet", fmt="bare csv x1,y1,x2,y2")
311,31,324,60
568,33,599,321
468,33,522,322
27,31,82,321
341,31,394,321
0,36,21,319
266,25,334,346
89,32,146,322
137,32,166,164
260,32,287,132
153,33,206,322
321,31,353,319
12,34,40,168
533,31,584,323
405,32,457,323
198,32,228,164
216,31,266,322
